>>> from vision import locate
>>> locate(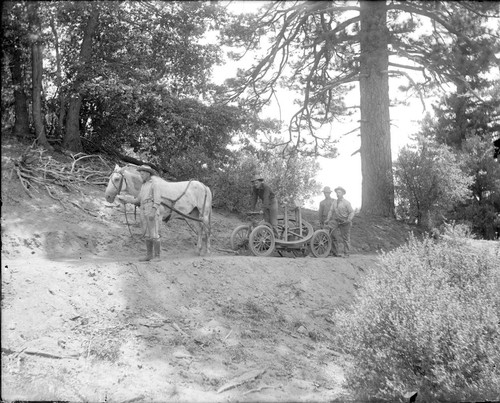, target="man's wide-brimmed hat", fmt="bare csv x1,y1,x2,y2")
322,186,332,193
334,186,346,195
251,175,264,182
137,165,156,175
